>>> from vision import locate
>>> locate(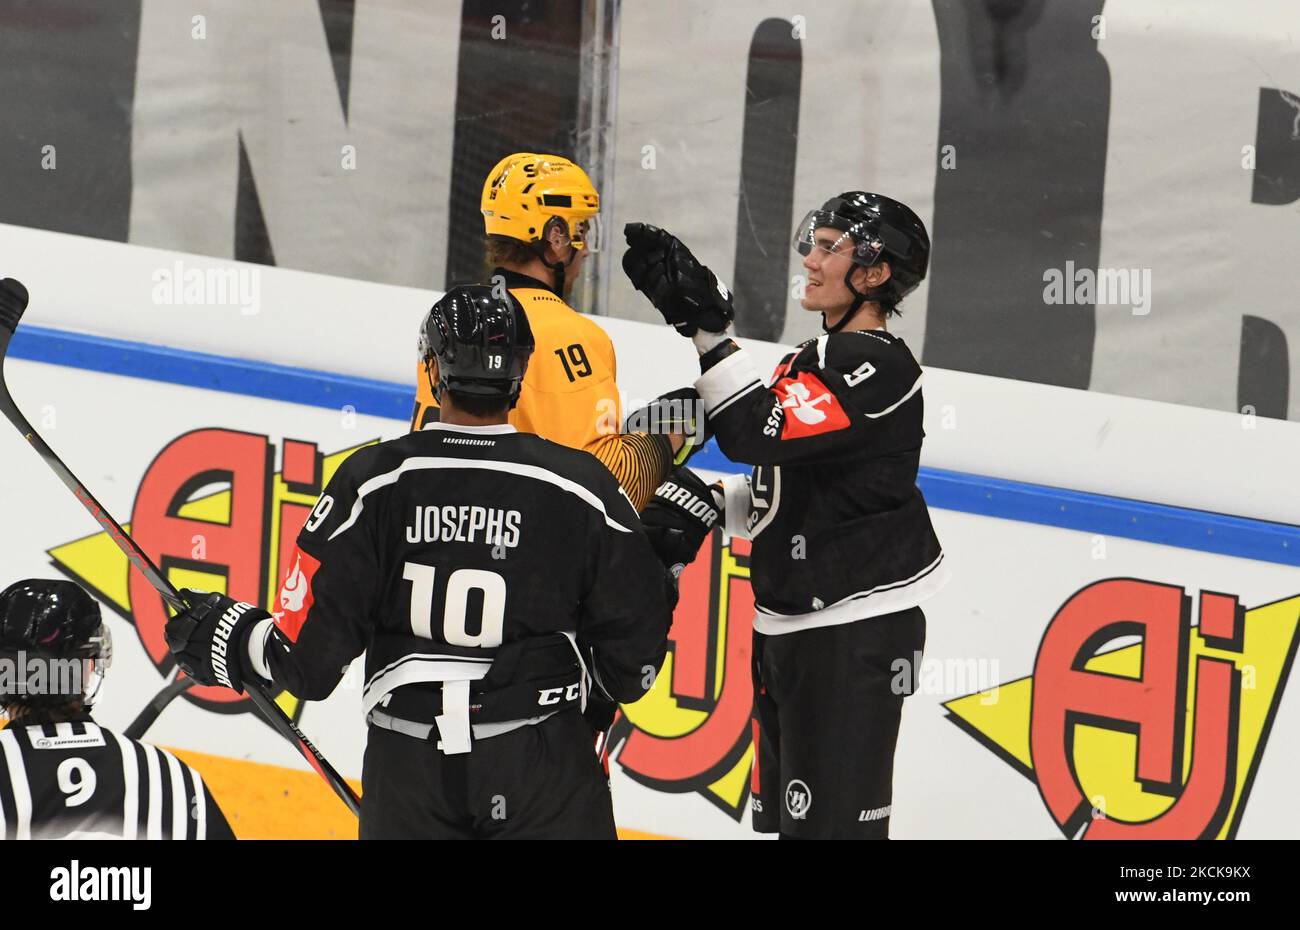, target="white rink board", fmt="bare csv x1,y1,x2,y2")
1,235,1299,838
2,356,1297,838
610,494,1300,840
4,227,1300,528
0,359,384,779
